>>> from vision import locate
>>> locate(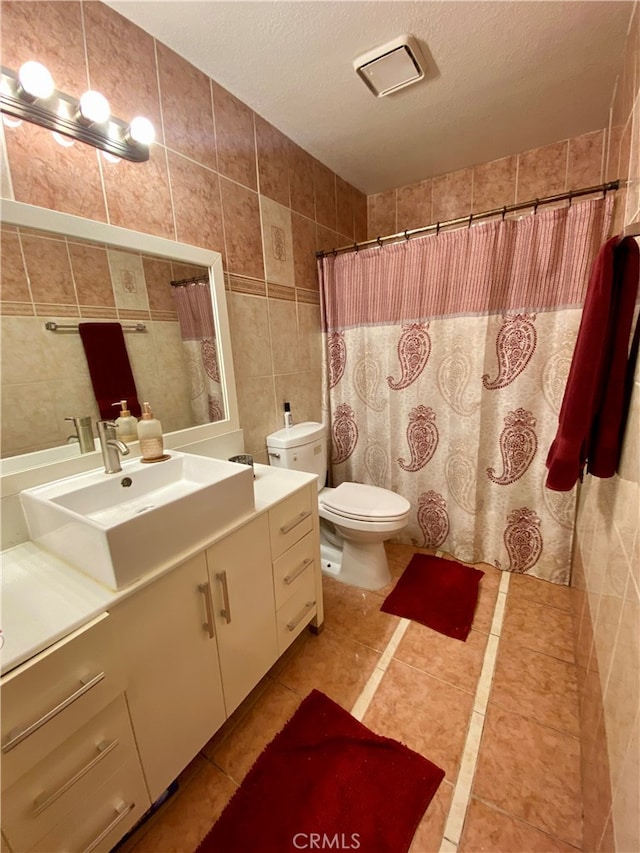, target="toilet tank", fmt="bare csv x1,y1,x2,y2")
266,422,327,491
